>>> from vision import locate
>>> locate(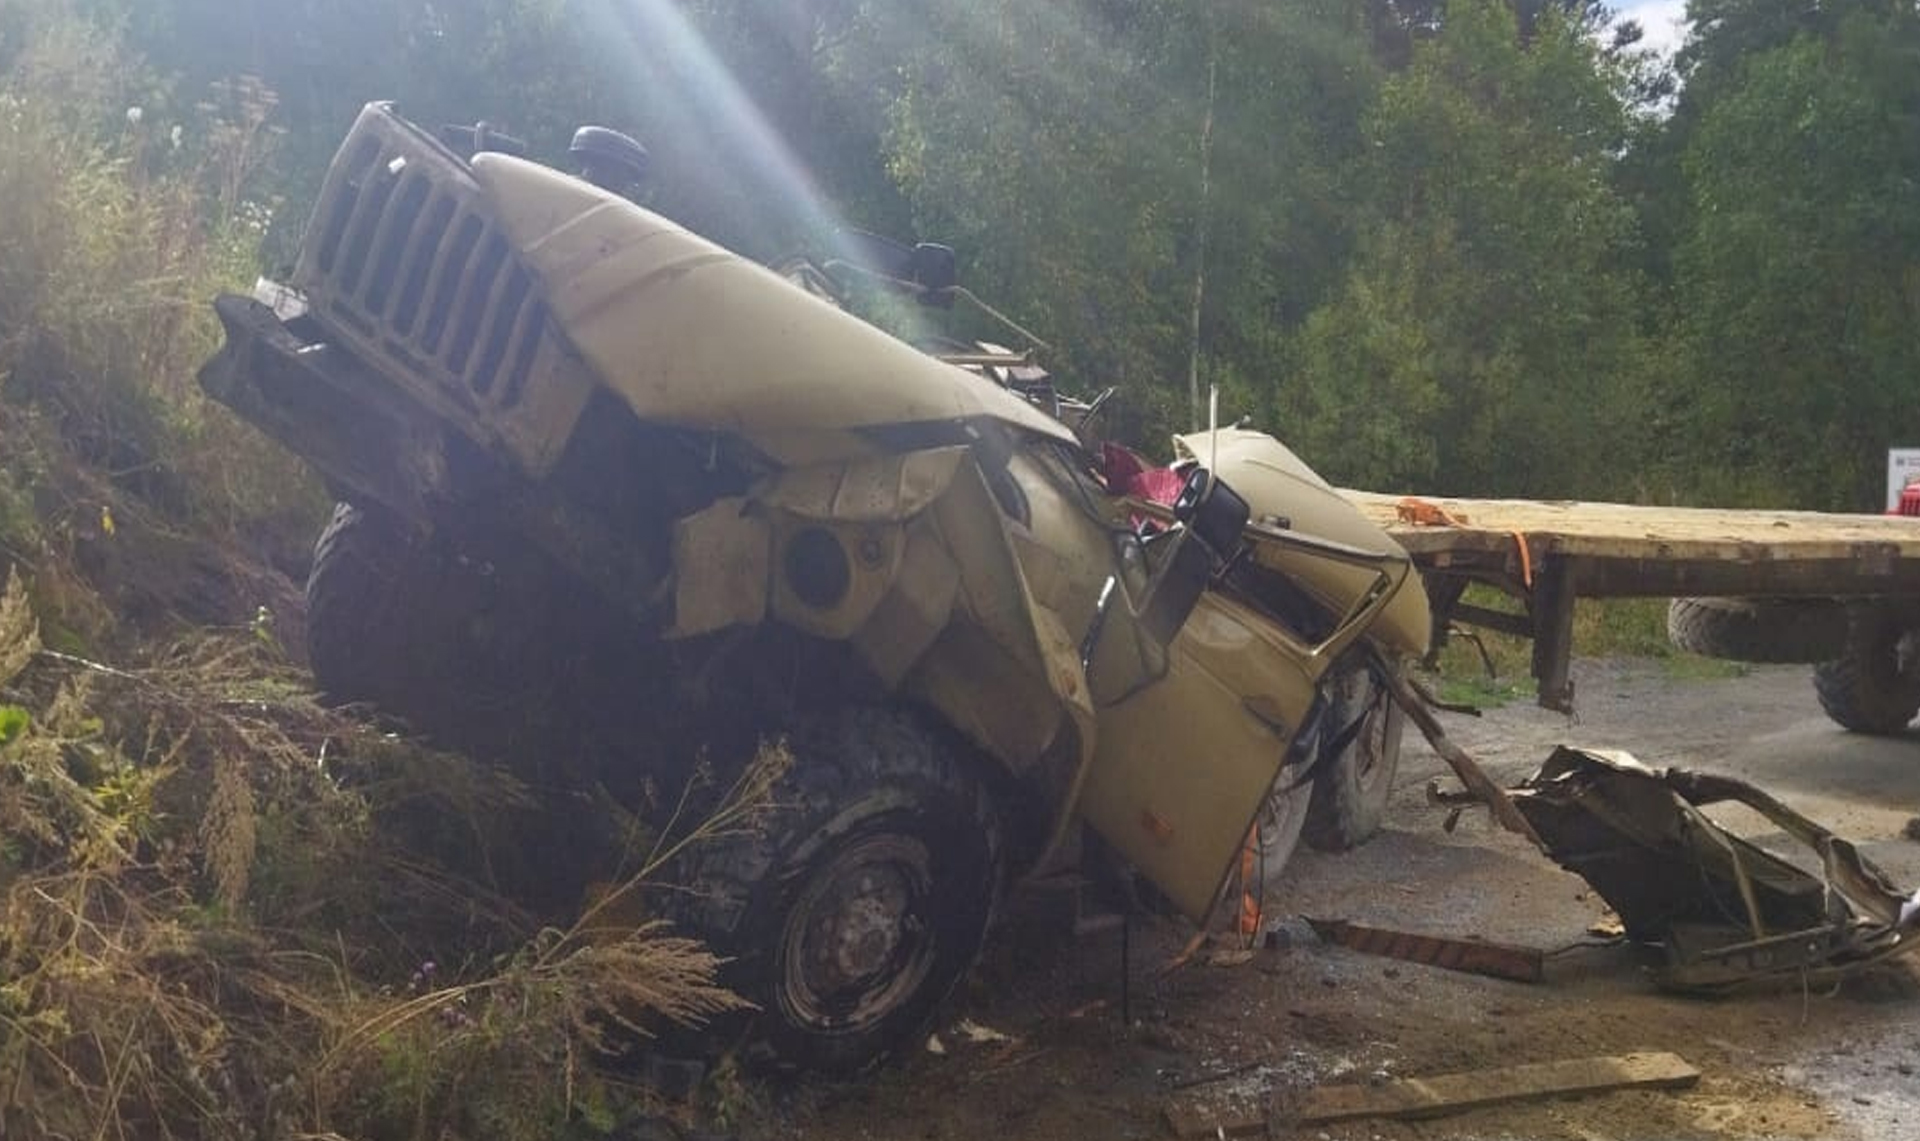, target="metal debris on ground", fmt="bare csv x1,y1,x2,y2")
1510,746,1920,992
1398,670,1920,992
953,1019,1016,1045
